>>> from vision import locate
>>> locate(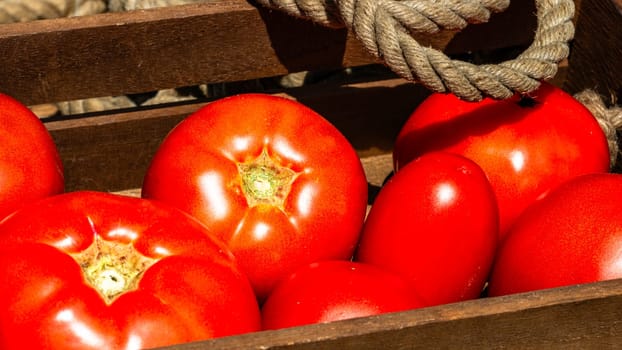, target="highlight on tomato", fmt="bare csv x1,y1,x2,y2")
142,93,368,300
0,93,64,220
393,82,610,238
261,260,424,330
0,191,261,350
355,151,498,307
